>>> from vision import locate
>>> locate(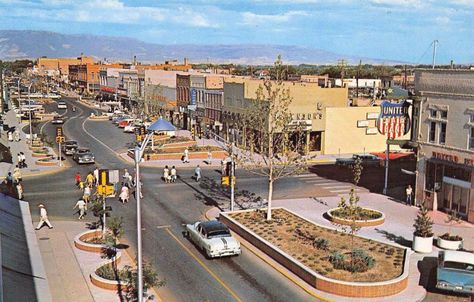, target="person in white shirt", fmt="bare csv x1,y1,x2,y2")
183,148,189,163
35,204,53,229
170,166,177,183
93,168,99,186
406,185,413,205
73,199,86,220
16,183,23,200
